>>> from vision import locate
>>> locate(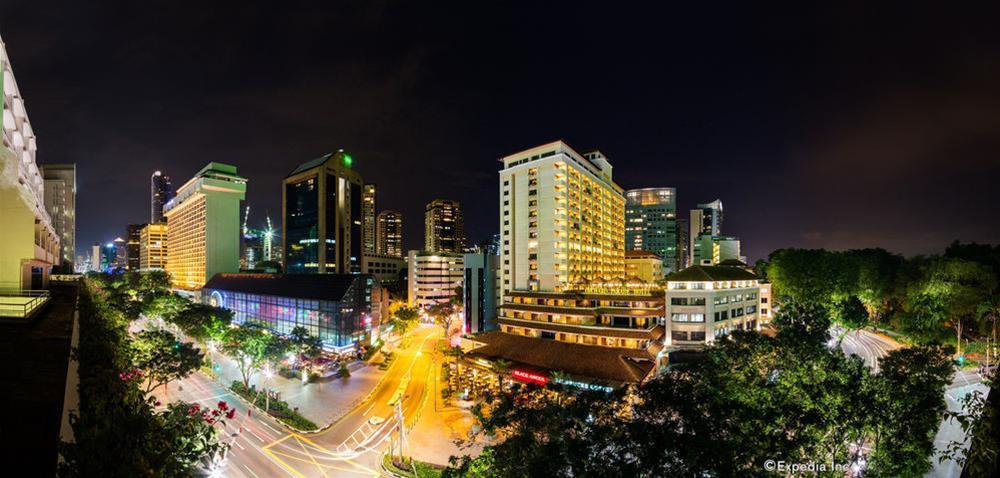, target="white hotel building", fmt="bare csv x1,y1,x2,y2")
0,35,60,292
664,263,764,348
498,140,625,297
